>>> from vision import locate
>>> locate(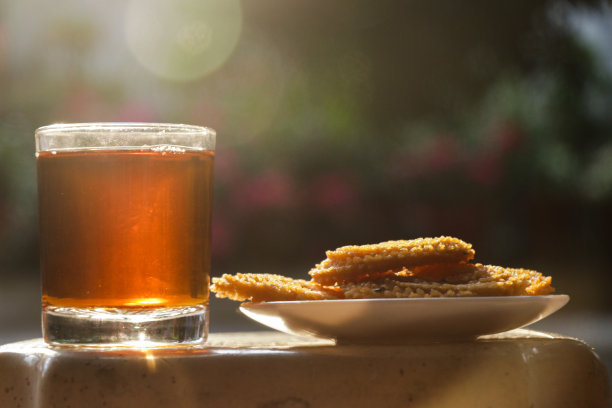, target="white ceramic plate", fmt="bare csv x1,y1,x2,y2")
240,295,570,344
